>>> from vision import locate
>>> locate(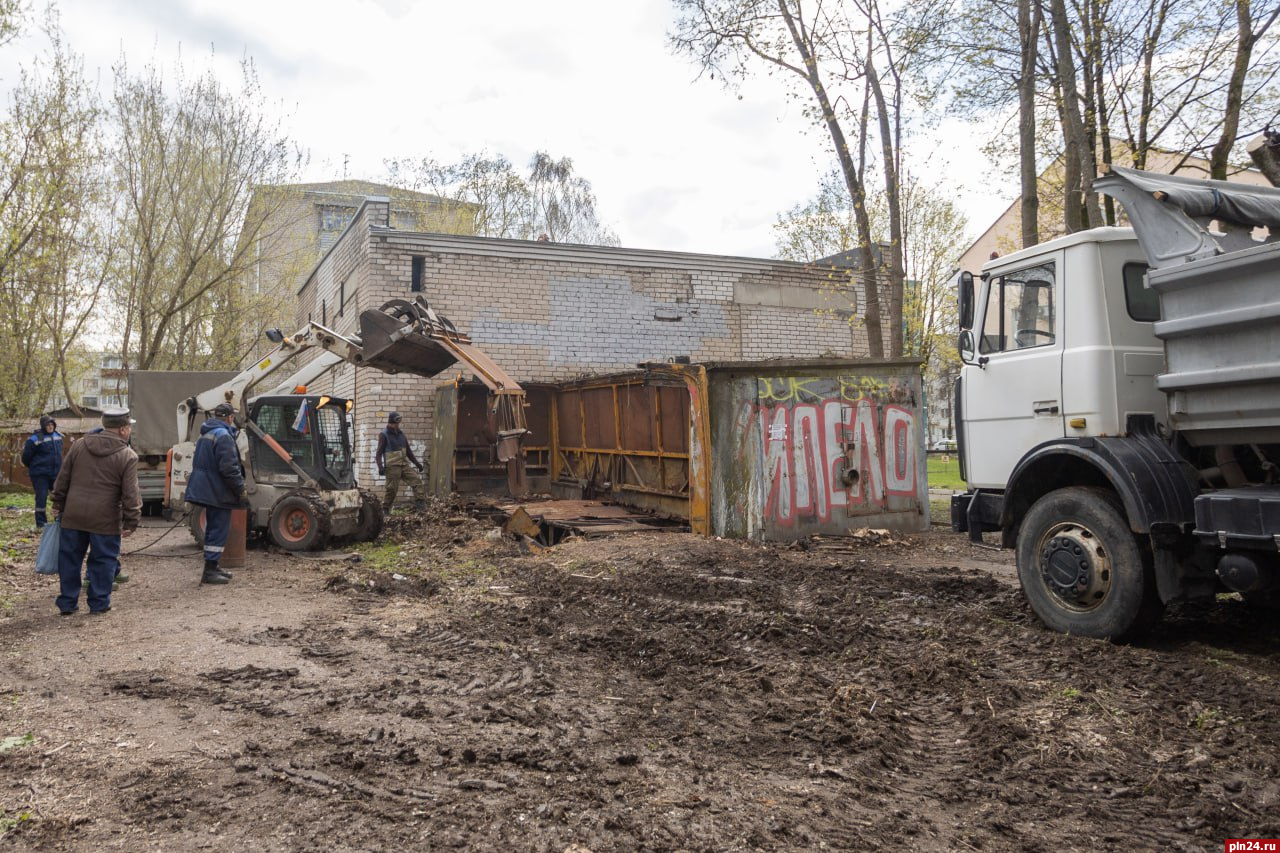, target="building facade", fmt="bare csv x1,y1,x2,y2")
298,197,881,491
